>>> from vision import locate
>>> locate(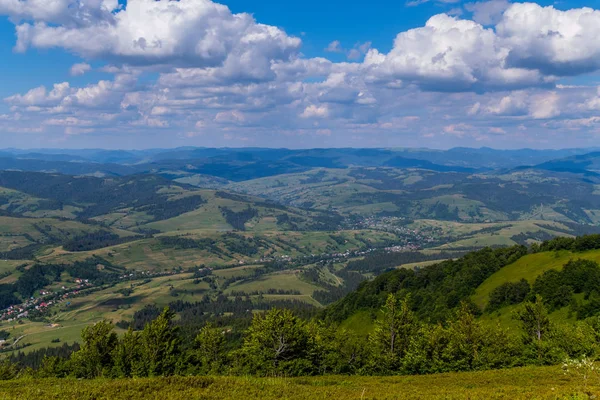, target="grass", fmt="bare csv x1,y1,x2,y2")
432,220,572,250
0,260,23,275
472,249,600,310
0,365,598,399
39,238,230,271
212,265,262,279
0,216,132,253
224,271,321,296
